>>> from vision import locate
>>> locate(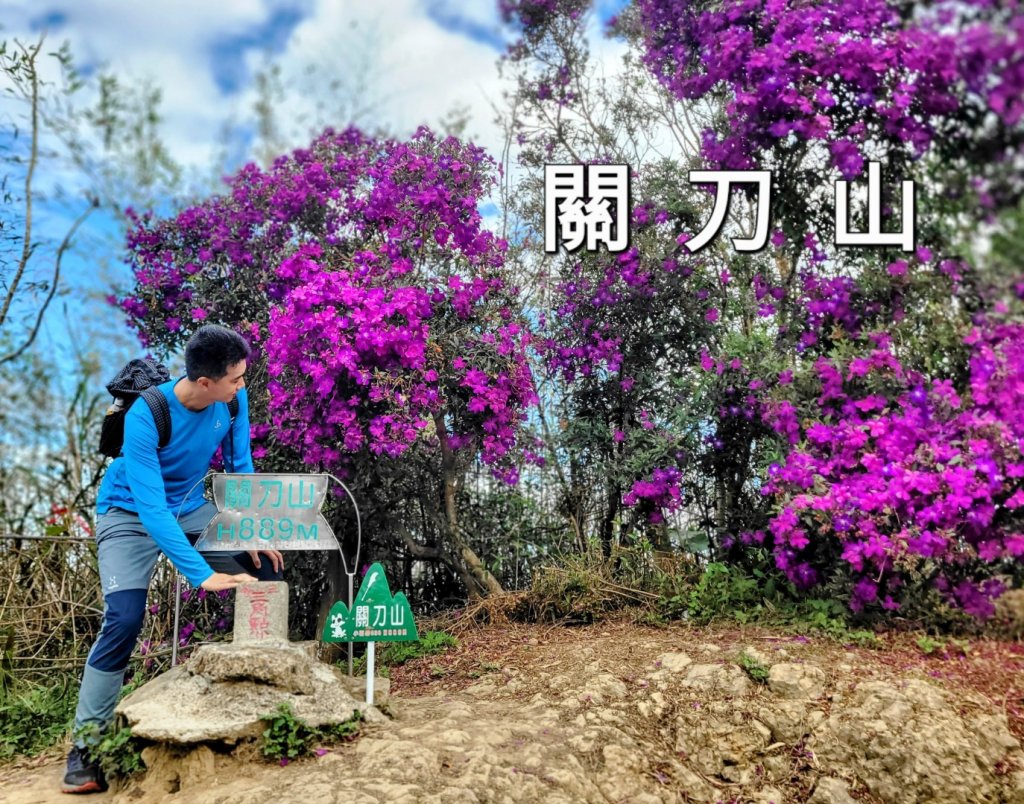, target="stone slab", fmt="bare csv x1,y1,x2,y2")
117,642,384,744
233,581,288,644
188,643,316,694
